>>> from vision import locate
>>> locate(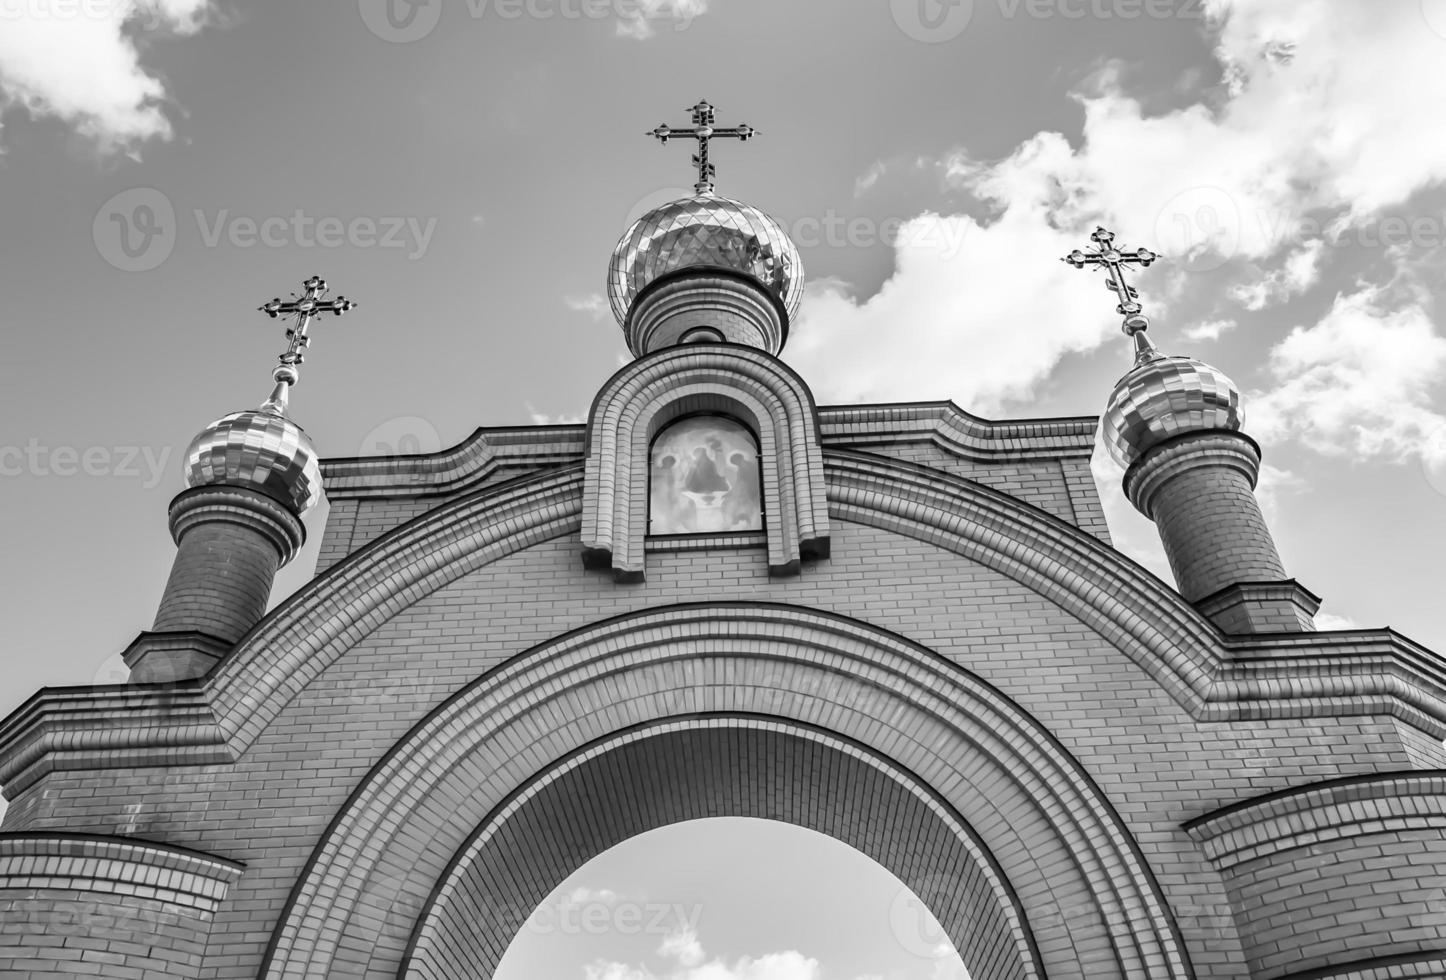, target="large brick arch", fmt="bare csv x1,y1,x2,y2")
404,718,1043,980
258,604,1194,980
